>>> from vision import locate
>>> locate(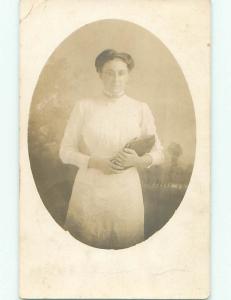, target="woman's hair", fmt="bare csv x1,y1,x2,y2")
95,49,135,73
